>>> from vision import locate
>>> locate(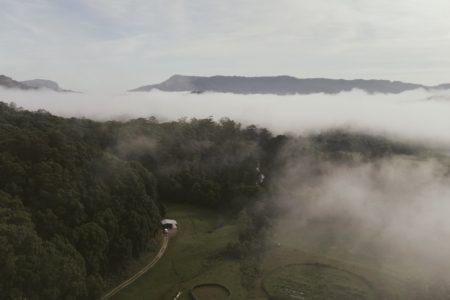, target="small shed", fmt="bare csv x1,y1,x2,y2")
161,219,177,230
